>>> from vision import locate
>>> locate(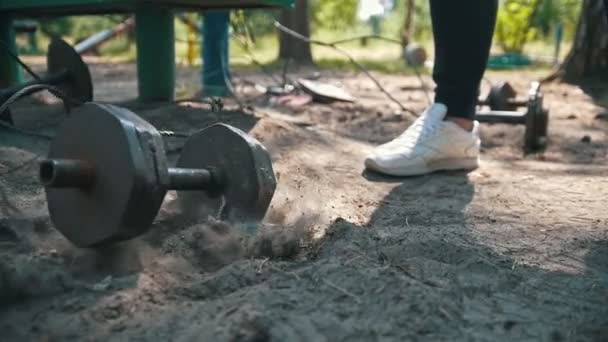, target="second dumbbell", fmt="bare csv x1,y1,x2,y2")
0,38,93,124
476,82,549,152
